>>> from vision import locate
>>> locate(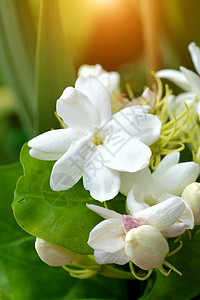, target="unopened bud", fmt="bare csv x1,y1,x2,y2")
125,225,169,270
35,238,77,266
182,182,200,225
